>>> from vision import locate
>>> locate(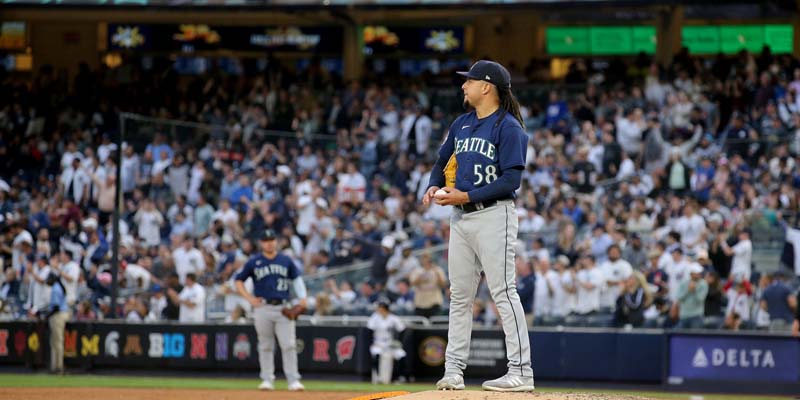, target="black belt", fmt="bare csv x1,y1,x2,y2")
262,299,286,305
457,196,511,214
